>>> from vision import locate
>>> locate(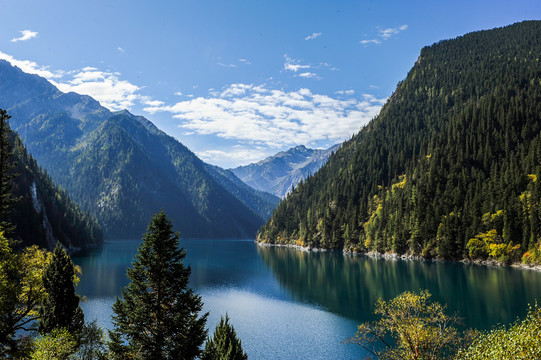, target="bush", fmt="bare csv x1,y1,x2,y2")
456,304,541,360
